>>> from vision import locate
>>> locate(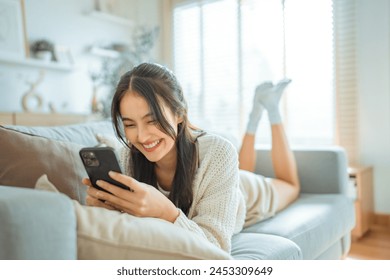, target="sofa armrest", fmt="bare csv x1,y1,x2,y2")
0,186,77,259
254,146,349,194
